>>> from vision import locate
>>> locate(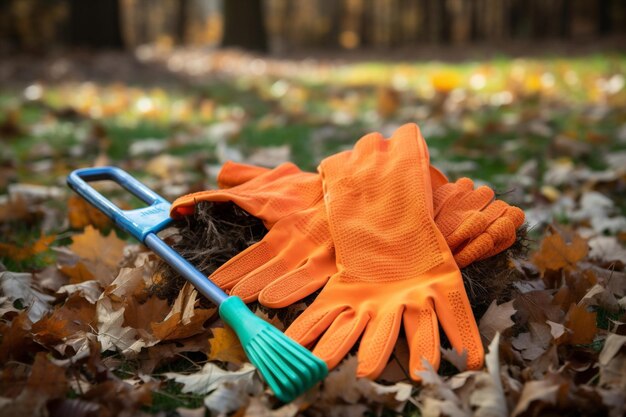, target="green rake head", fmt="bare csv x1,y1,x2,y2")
219,297,328,402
